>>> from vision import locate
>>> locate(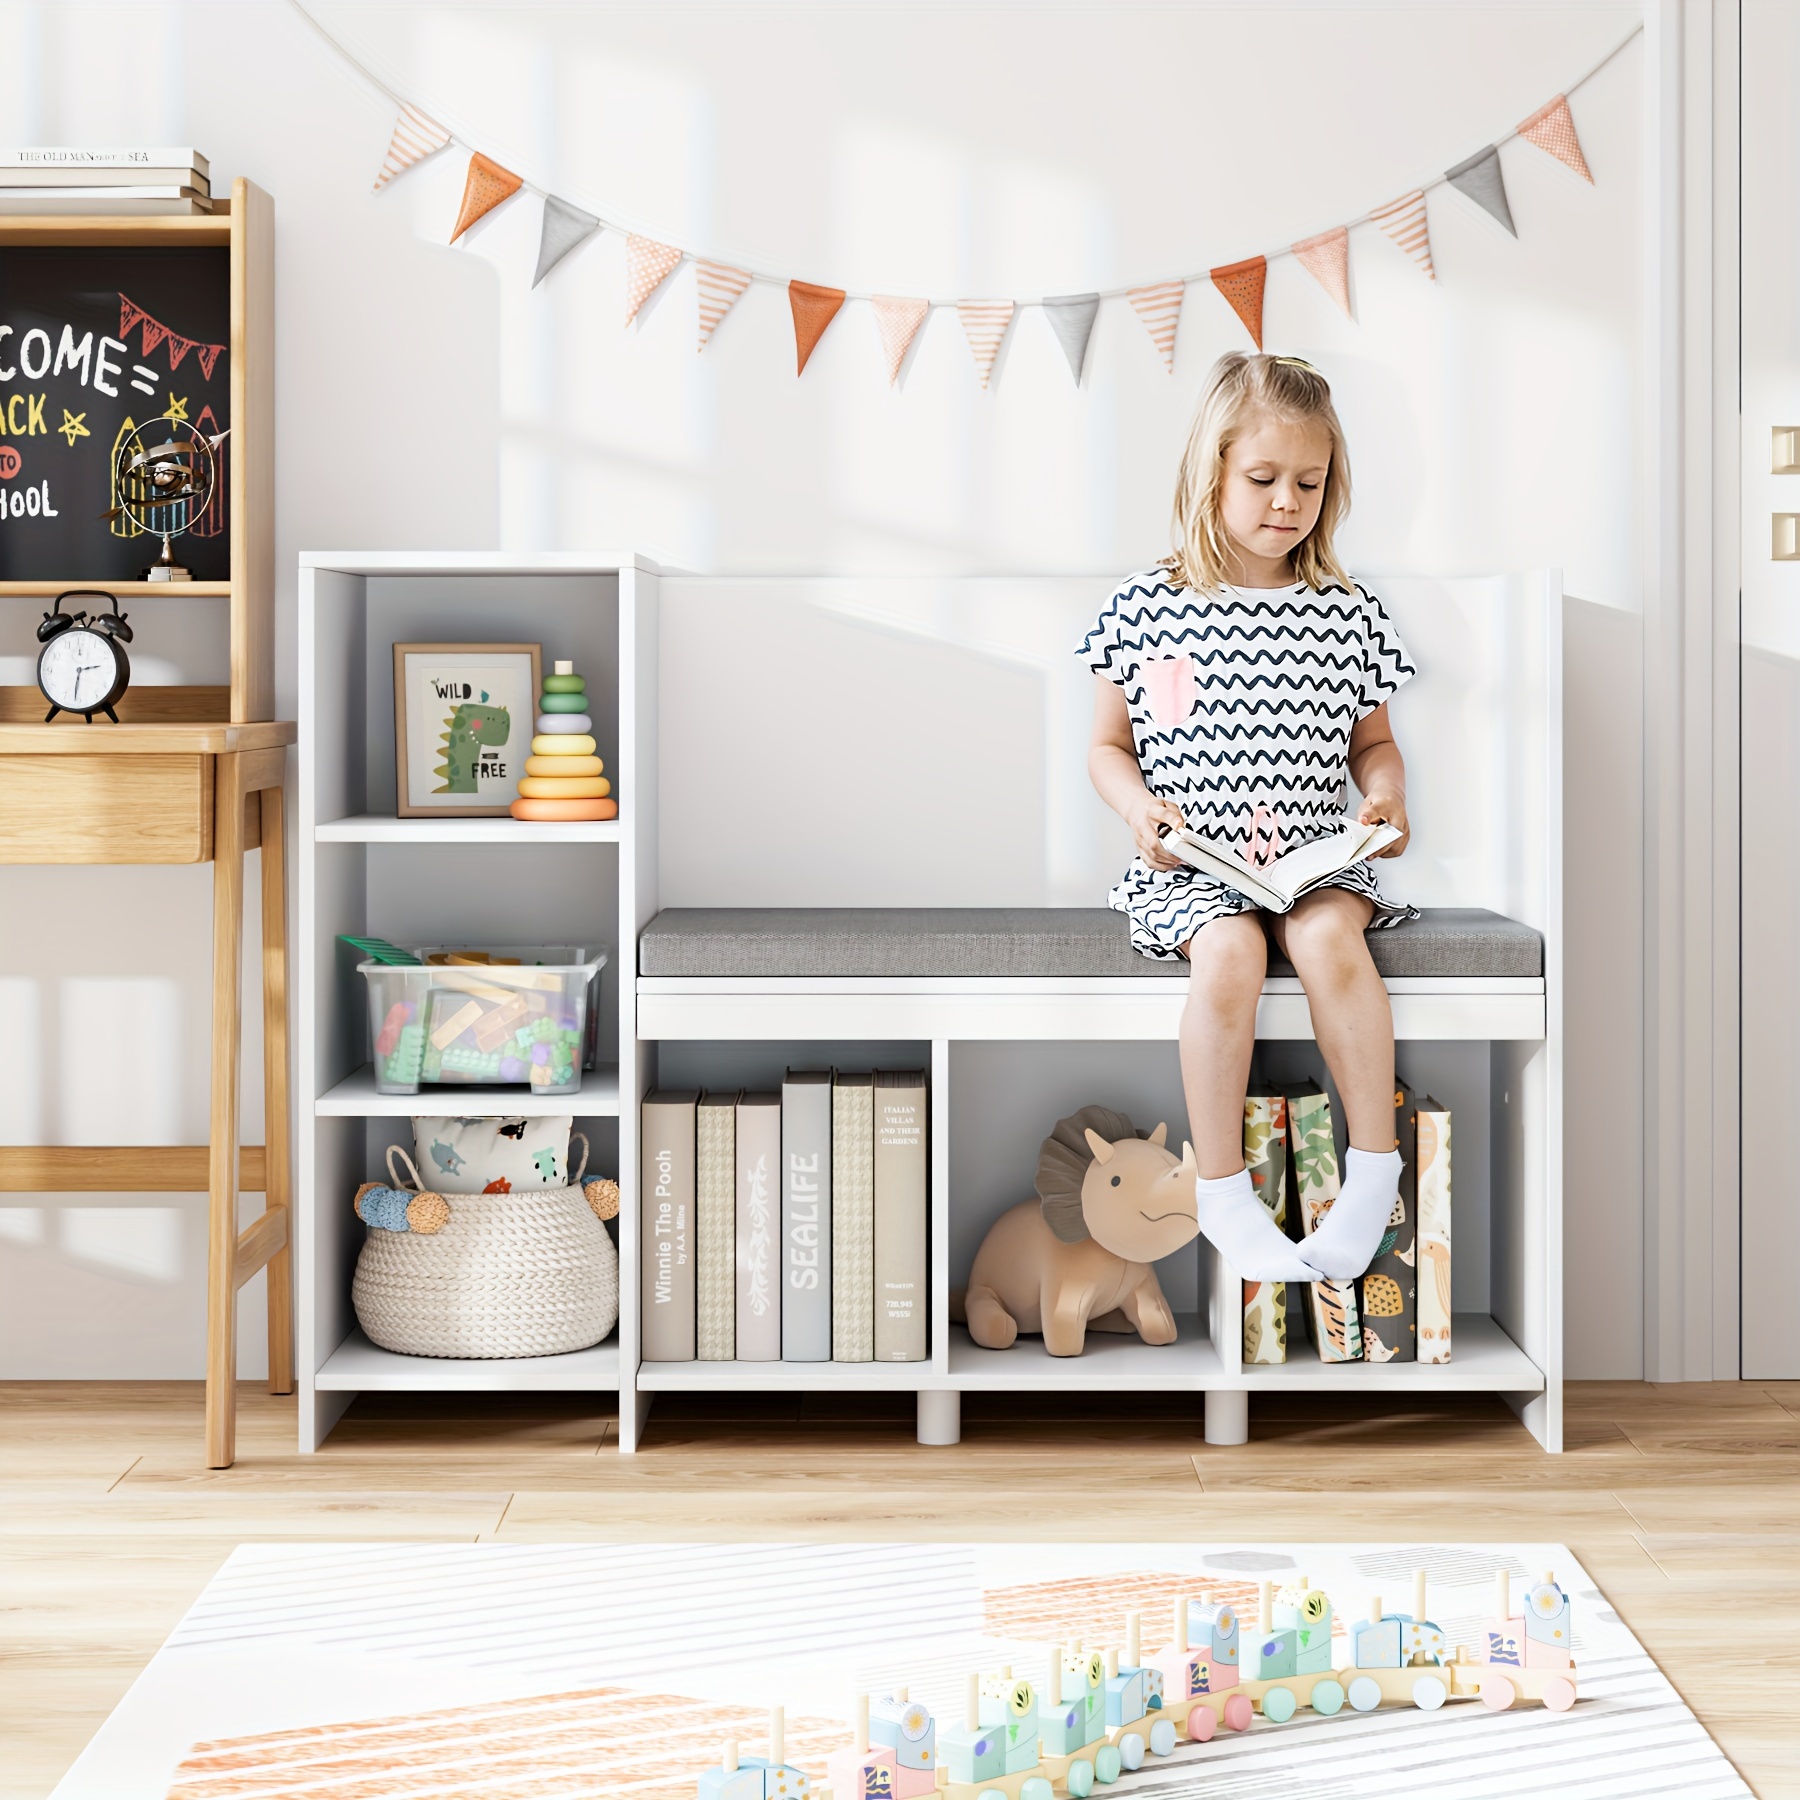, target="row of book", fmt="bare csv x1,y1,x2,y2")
0,145,213,214
1243,1081,1452,1365
640,1071,928,1363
